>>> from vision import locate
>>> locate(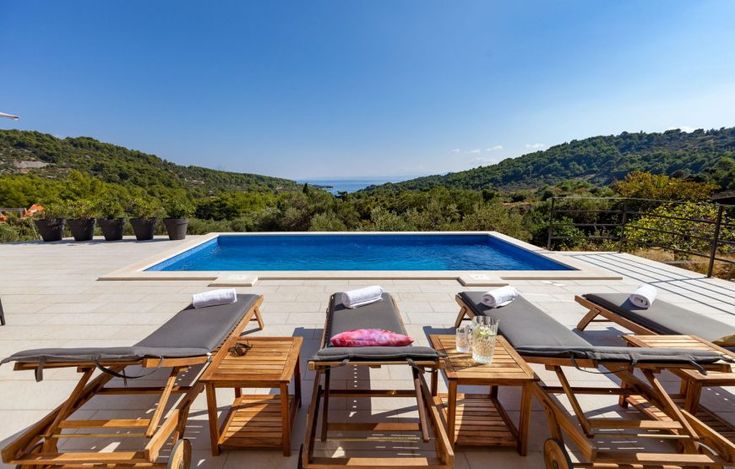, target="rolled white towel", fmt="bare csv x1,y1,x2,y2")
481,286,519,308
629,284,657,309
341,285,384,309
192,288,238,309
